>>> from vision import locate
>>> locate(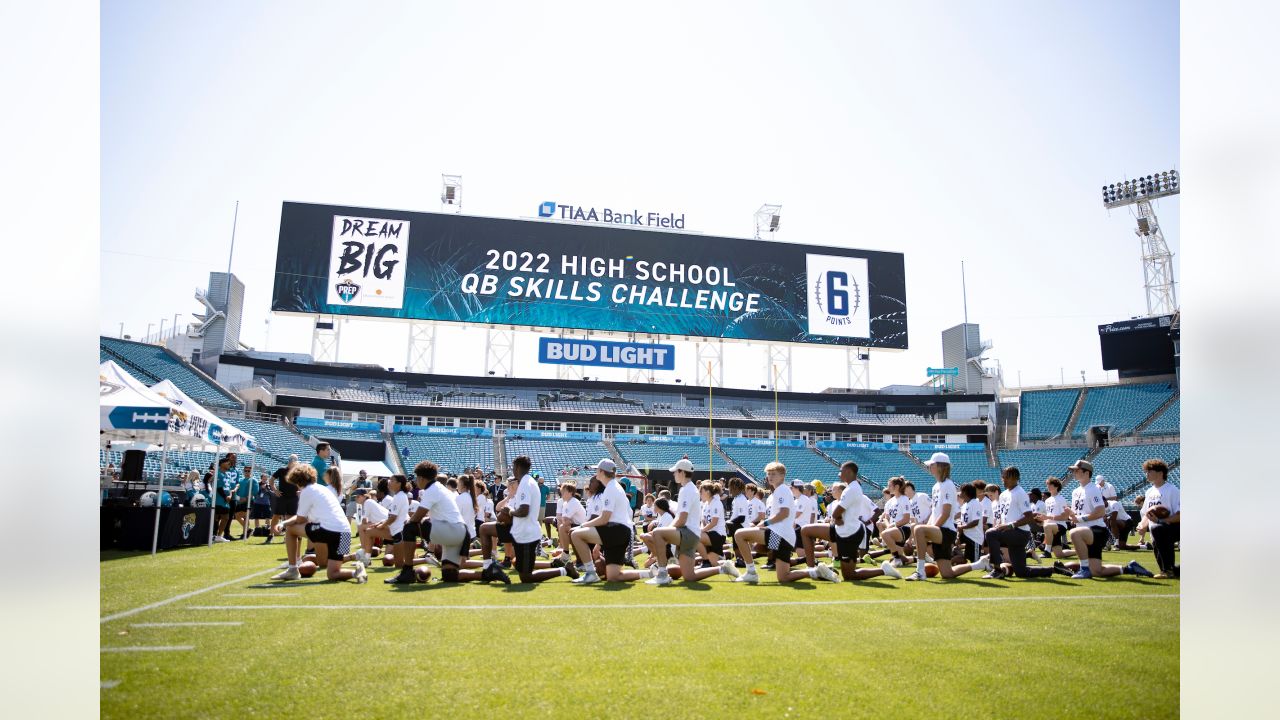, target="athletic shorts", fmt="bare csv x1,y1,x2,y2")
888,524,912,542
705,531,726,555
513,540,540,576
304,523,351,562
676,526,700,558
386,530,403,544
834,527,866,562
273,496,298,516
1049,524,1068,547
961,535,980,563
497,522,514,545
250,503,272,520
726,520,744,539
544,503,557,521
765,529,794,566
931,527,957,558
597,523,632,566
430,520,469,566
402,518,419,543
1084,525,1110,560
